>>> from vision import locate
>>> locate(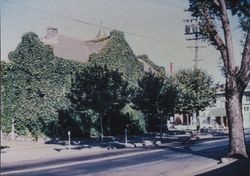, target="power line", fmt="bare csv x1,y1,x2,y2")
4,0,185,46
